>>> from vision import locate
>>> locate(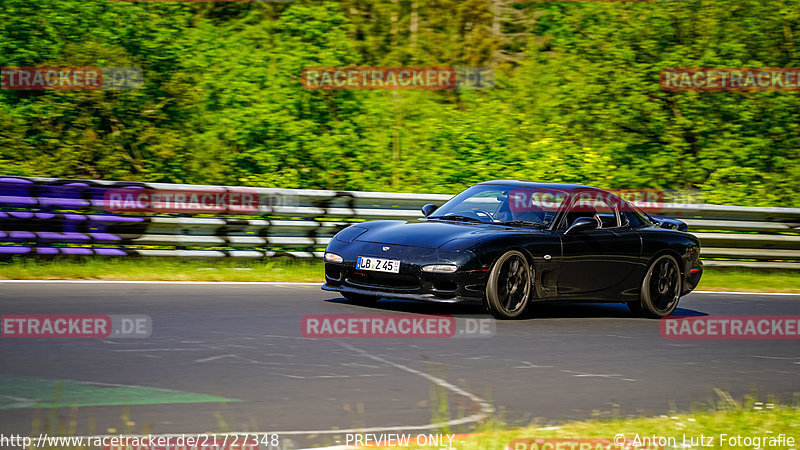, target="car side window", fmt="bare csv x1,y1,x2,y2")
624,211,645,228
561,194,622,230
